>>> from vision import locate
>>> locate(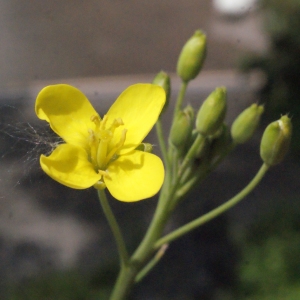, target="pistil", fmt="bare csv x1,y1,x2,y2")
97,129,112,169
104,129,127,166
90,114,126,171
